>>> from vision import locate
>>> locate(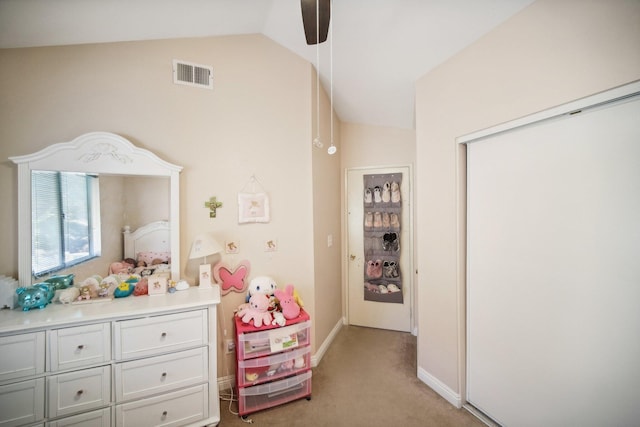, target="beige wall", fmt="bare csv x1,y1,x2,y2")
0,34,341,381
311,69,343,352
415,0,640,405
